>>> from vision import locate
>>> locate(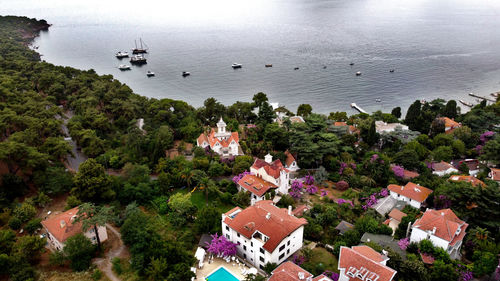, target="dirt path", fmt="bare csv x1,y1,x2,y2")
93,224,129,281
